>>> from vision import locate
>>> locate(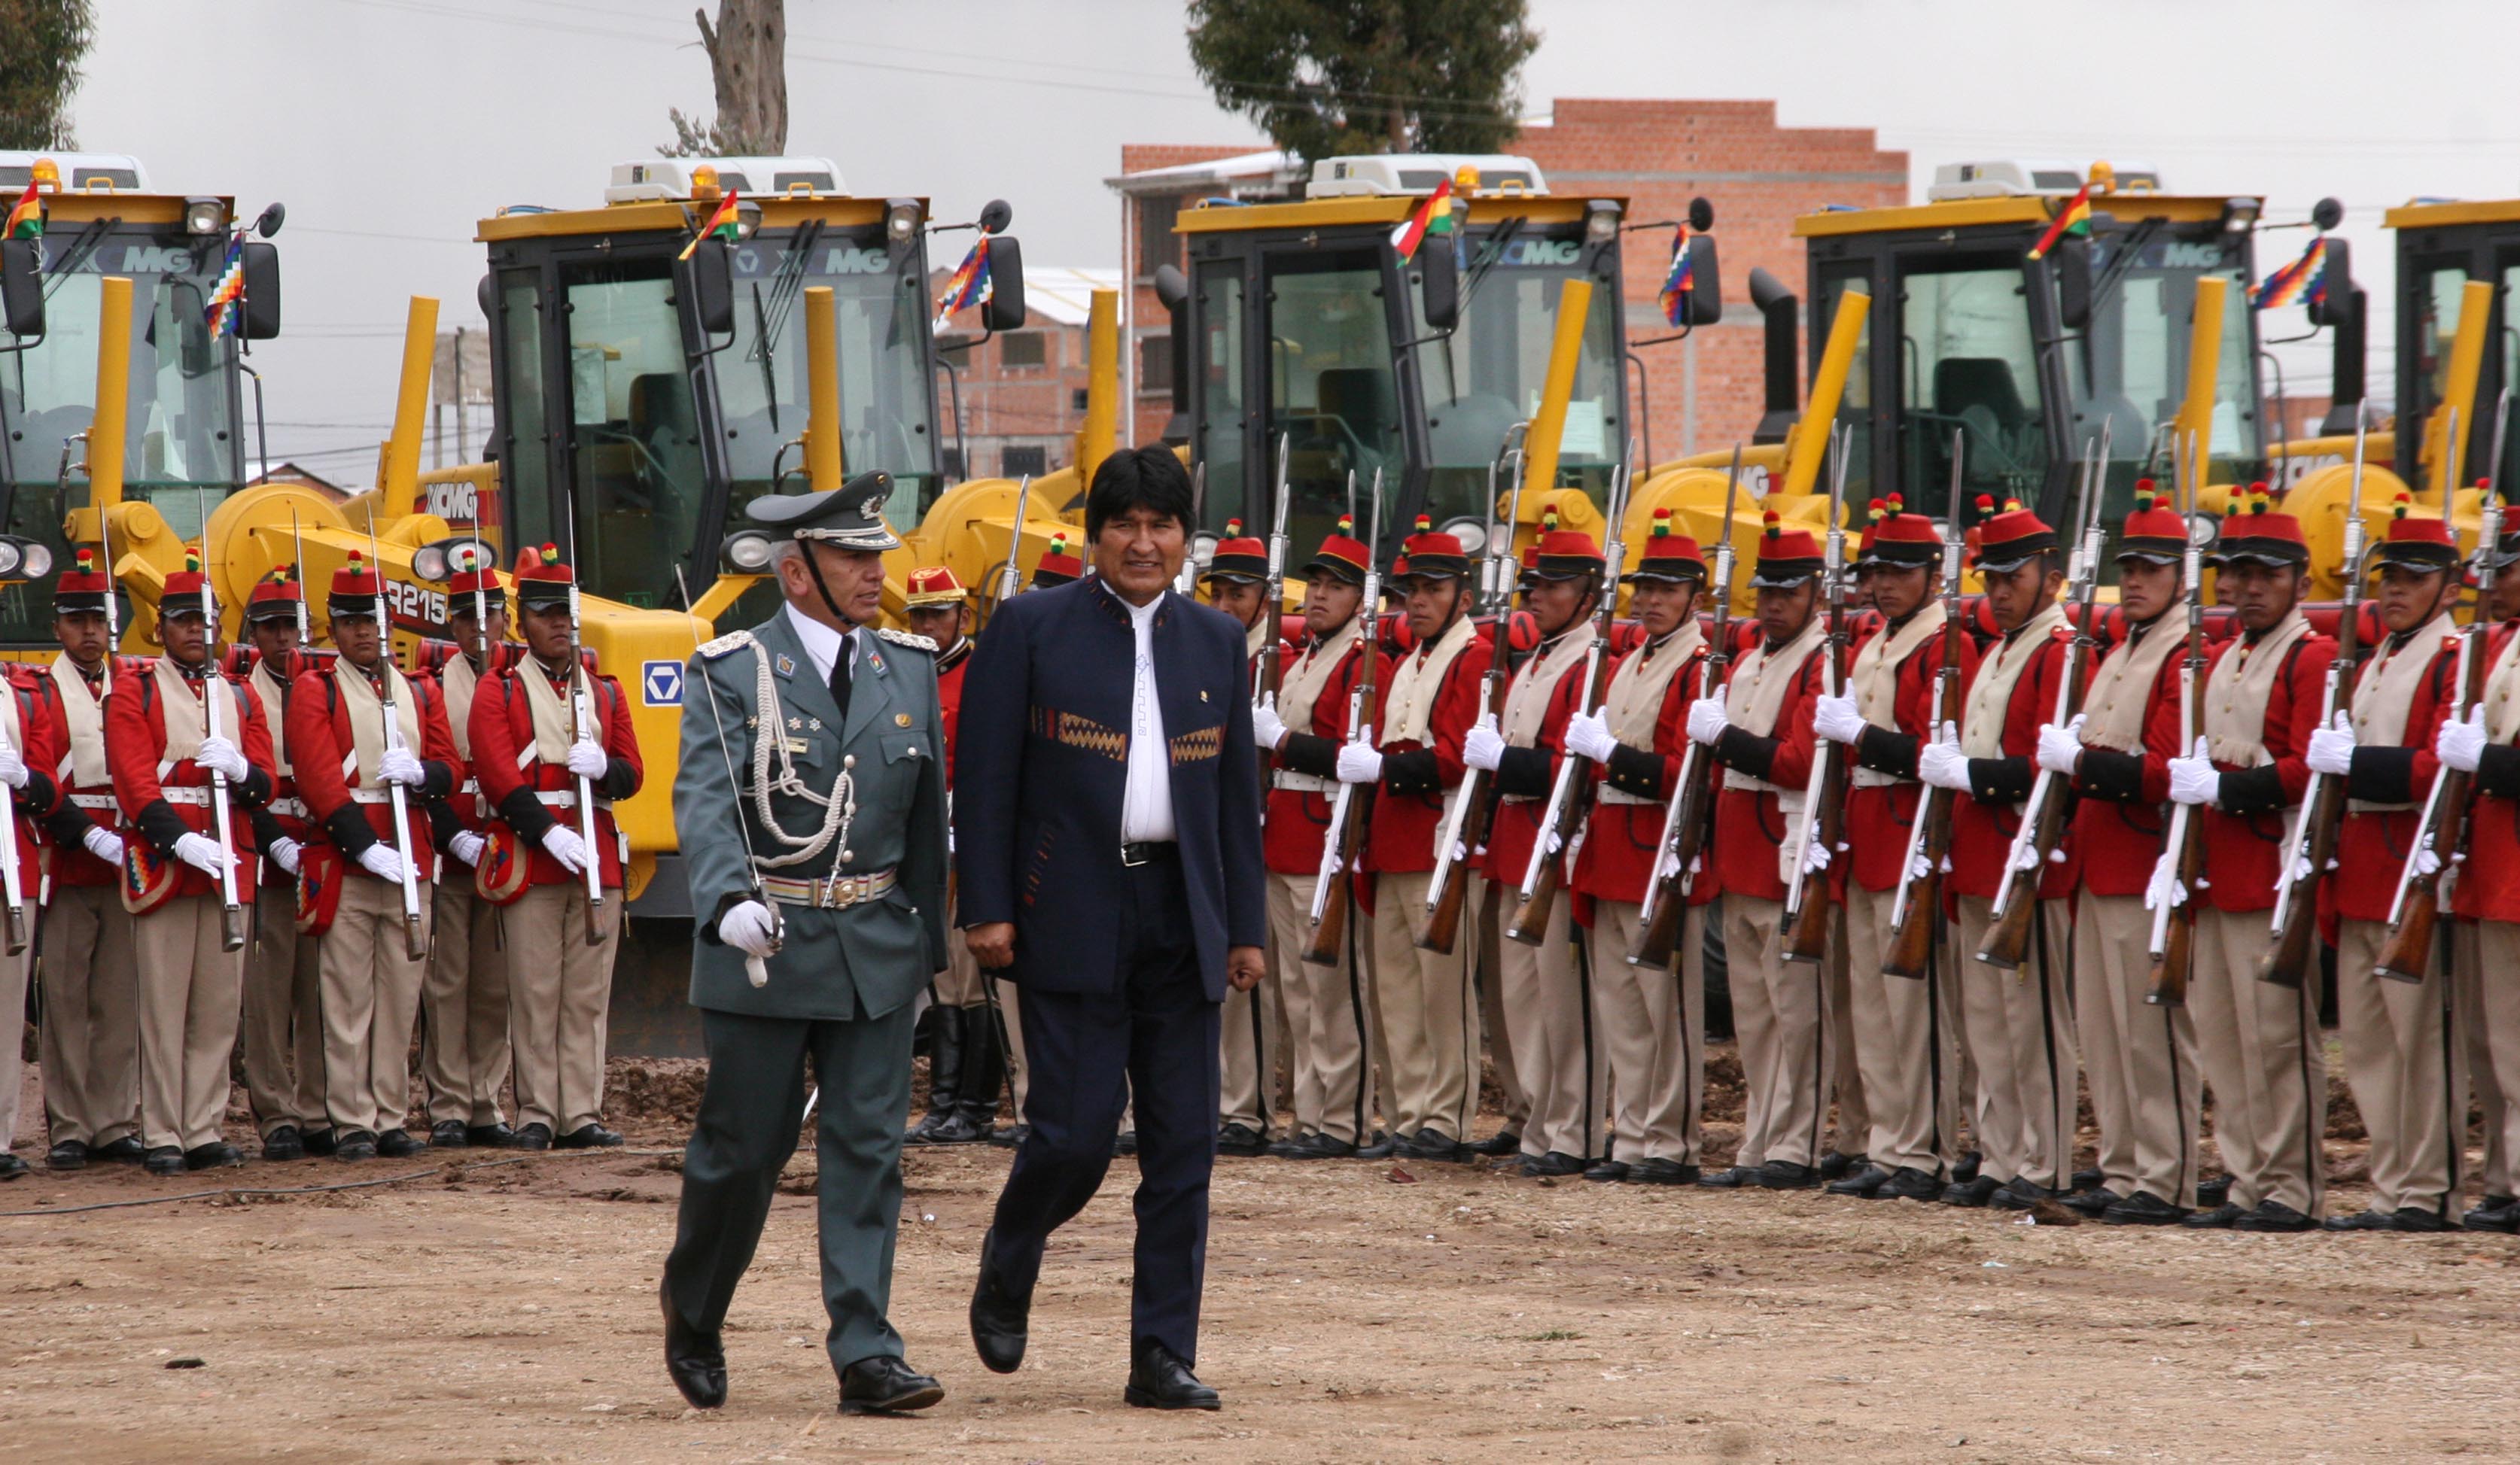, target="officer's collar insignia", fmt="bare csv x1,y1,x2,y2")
775,652,796,677
868,649,885,673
